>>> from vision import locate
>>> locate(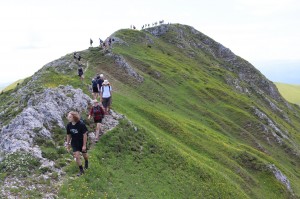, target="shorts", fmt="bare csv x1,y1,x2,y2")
78,73,83,77
92,87,99,93
102,97,111,108
94,118,102,123
72,145,87,153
